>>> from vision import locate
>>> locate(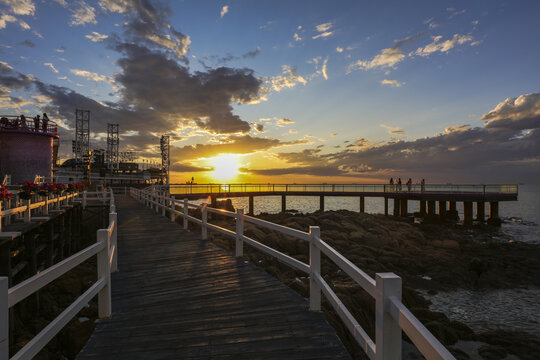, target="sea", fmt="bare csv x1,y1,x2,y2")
186,183,540,244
